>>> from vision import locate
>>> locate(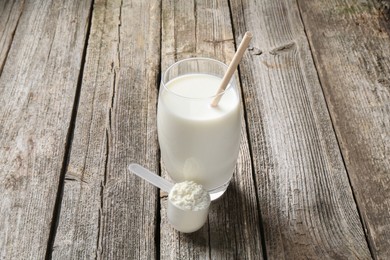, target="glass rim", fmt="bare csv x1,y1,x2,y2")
161,57,234,100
